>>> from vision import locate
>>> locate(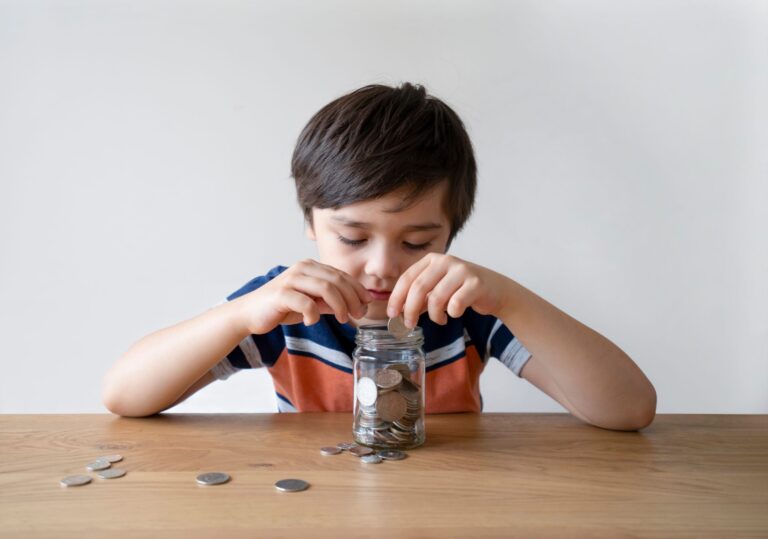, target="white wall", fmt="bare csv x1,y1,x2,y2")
1,0,766,414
